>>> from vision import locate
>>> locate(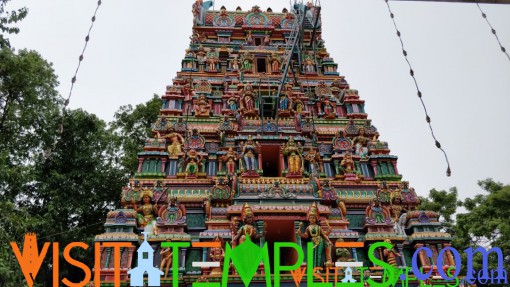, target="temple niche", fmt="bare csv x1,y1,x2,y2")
95,2,454,286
